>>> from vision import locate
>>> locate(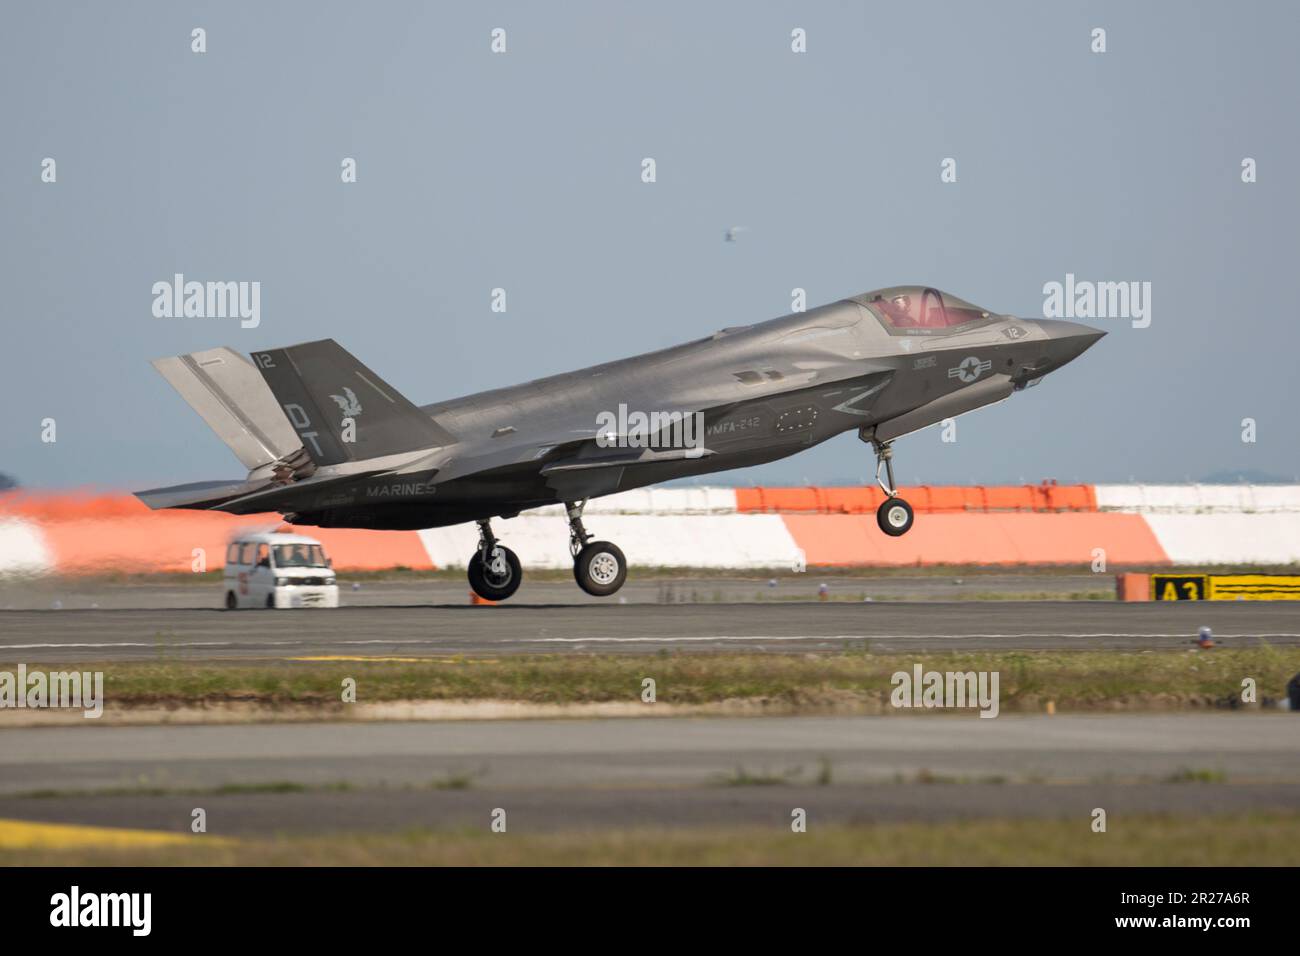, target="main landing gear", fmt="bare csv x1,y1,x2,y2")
465,504,629,602
467,518,522,601
863,433,915,537
567,500,628,597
